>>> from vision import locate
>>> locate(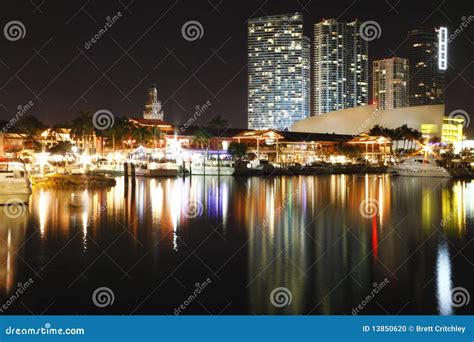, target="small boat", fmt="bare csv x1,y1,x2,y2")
190,159,234,176
134,161,180,177
0,159,32,205
389,156,451,178
92,159,125,176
